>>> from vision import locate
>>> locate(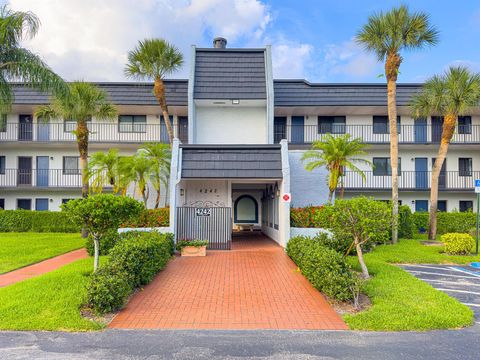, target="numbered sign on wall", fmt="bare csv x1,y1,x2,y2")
195,208,212,216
